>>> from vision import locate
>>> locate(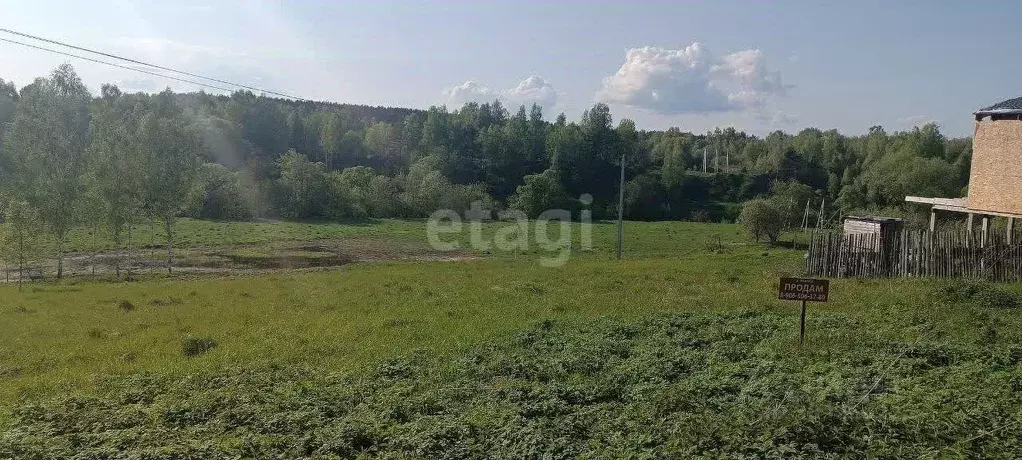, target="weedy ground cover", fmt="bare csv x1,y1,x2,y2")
4,308,1022,458
2,219,1021,457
